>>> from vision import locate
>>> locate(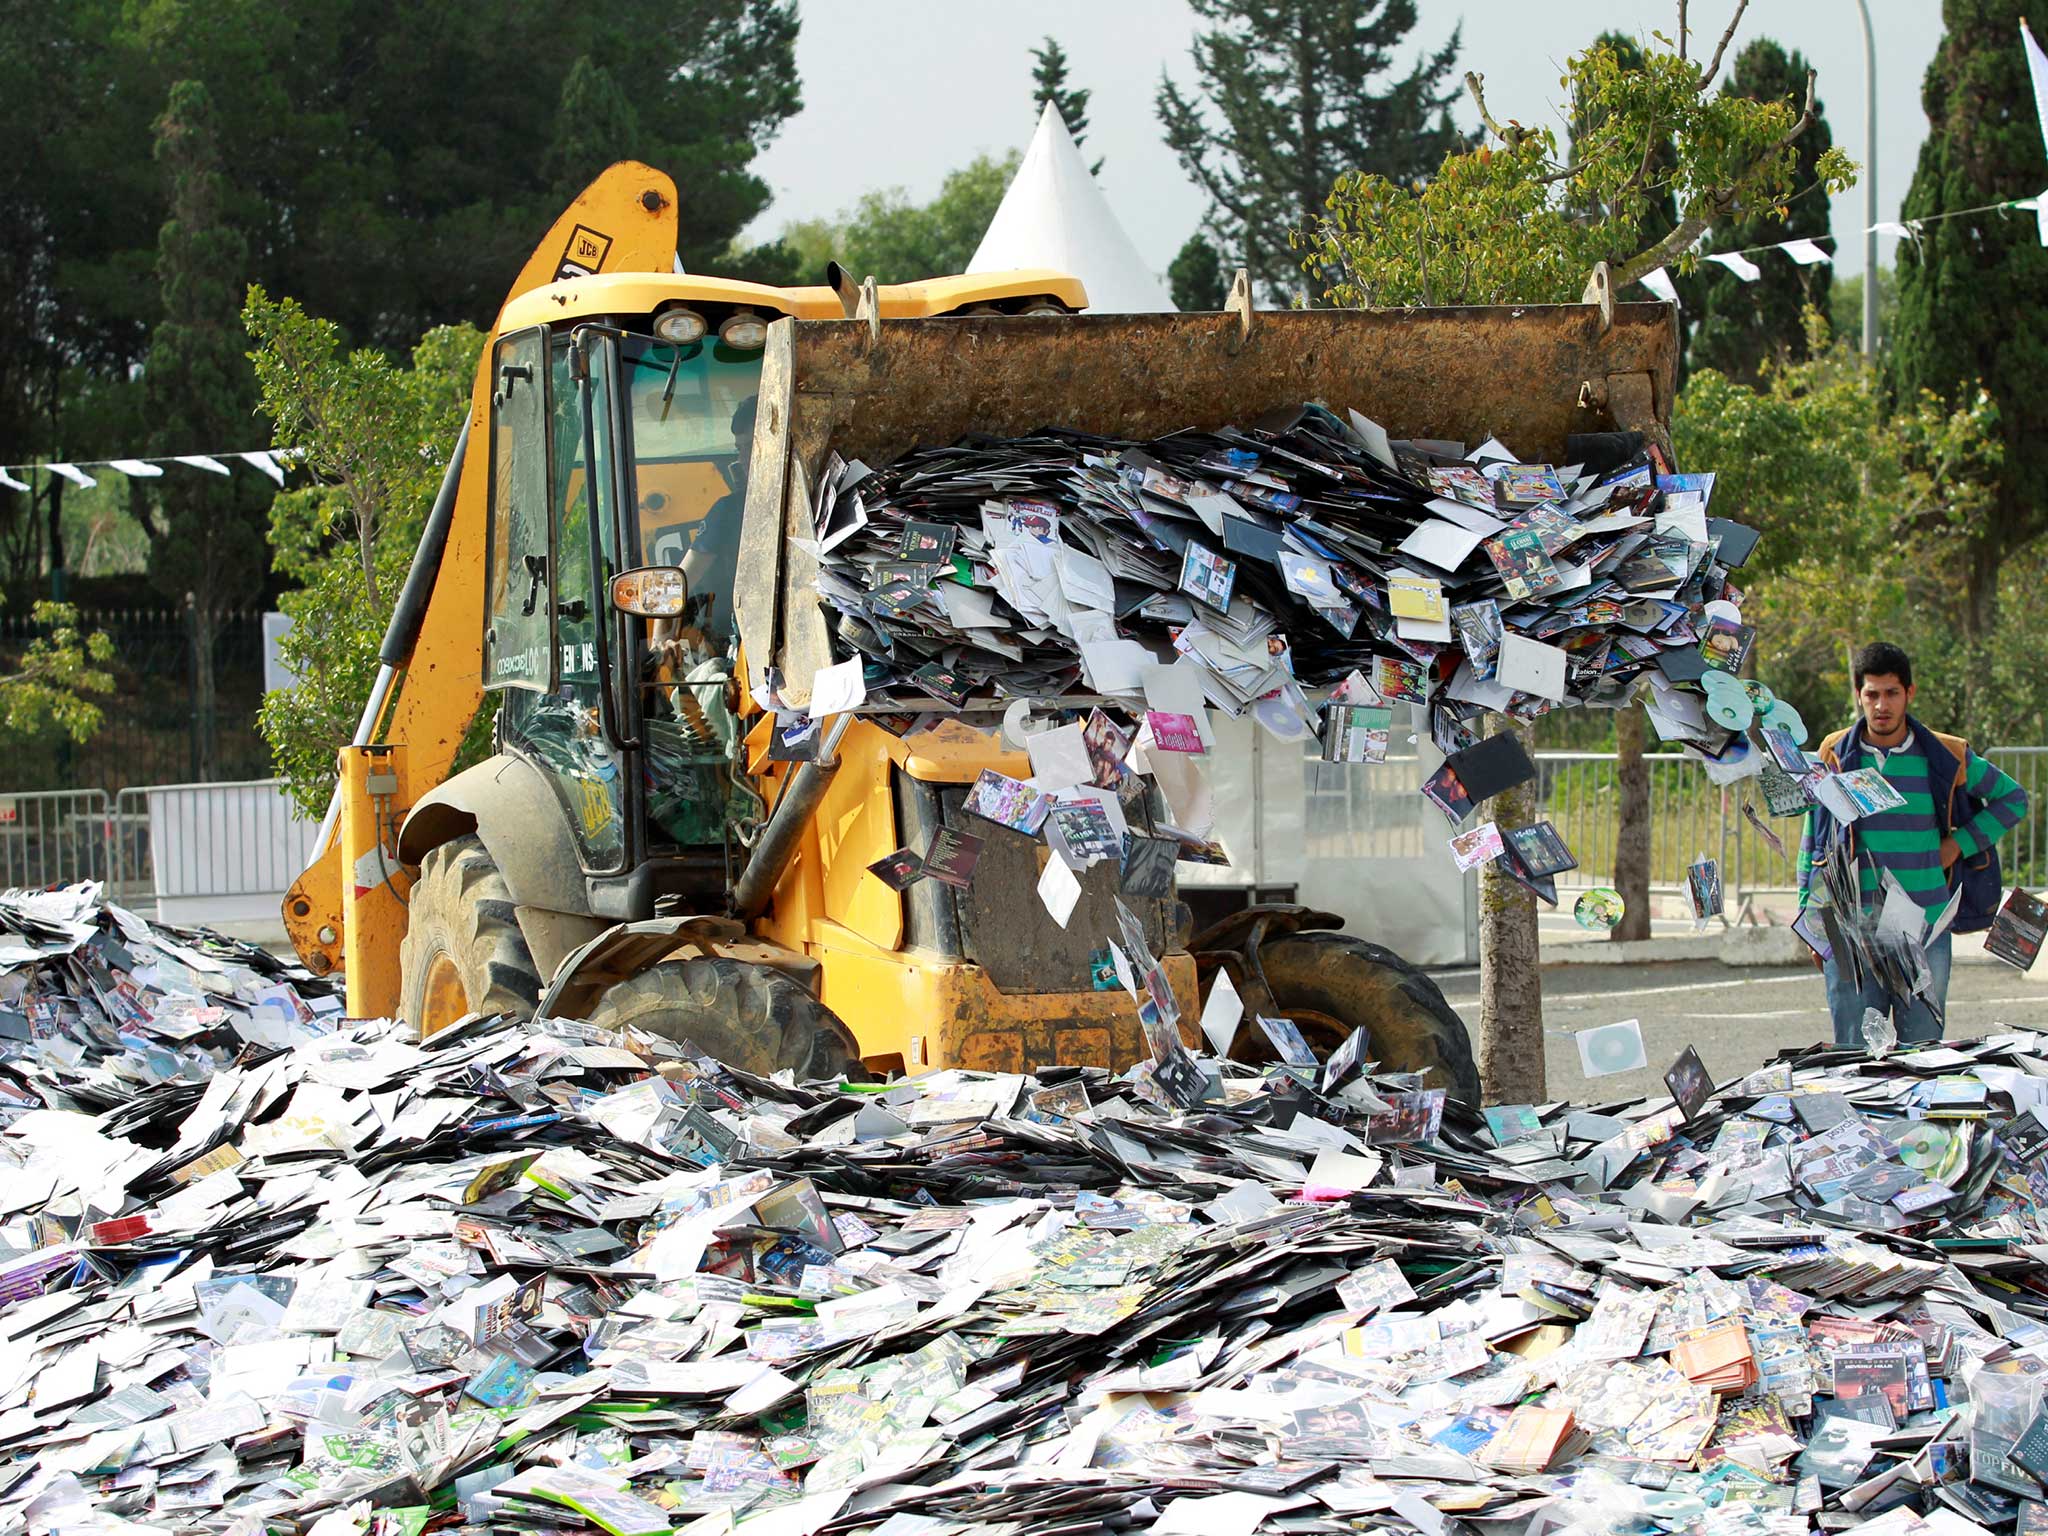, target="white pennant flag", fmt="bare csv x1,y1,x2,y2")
2025,20,2048,164
0,468,27,492
238,451,286,485
47,463,96,489
1868,220,1918,238
107,458,163,478
1778,239,1832,266
174,455,233,476
1706,251,1761,282
1638,266,1681,305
